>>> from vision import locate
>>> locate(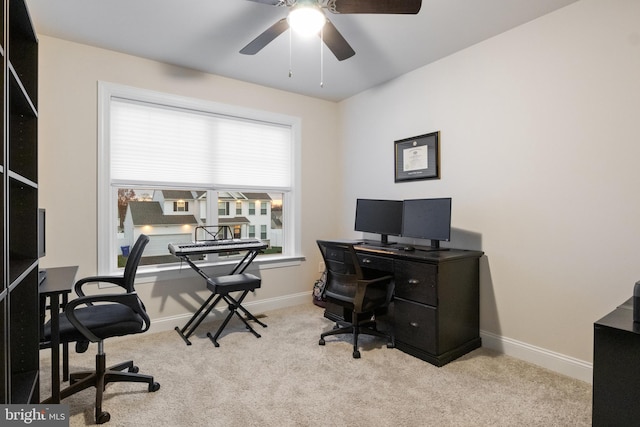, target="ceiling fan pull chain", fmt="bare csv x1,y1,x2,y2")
289,28,293,78
320,26,324,88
